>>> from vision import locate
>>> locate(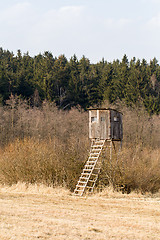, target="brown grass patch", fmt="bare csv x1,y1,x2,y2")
0,184,160,240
